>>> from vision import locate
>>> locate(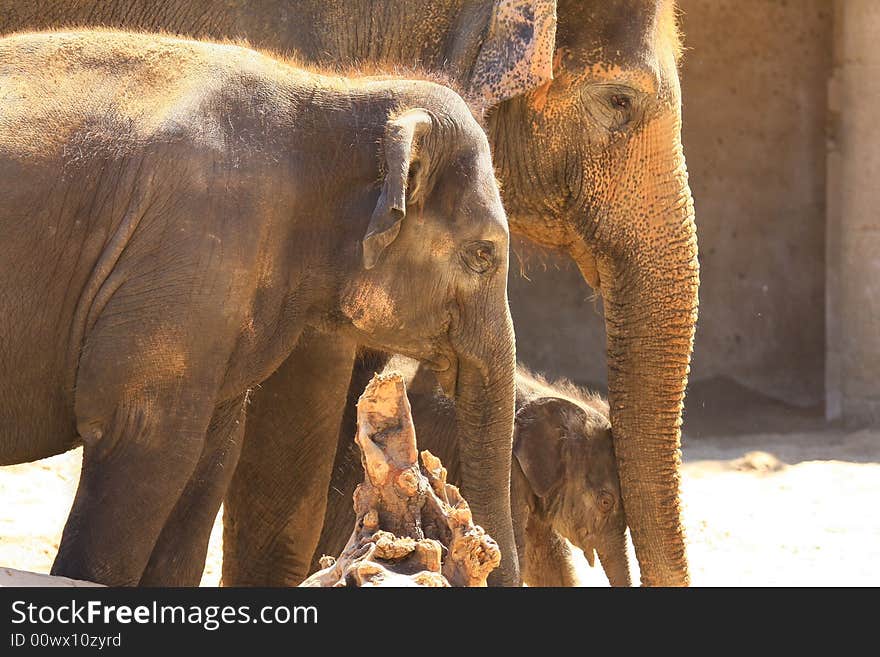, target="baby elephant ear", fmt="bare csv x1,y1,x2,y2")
468,0,557,107
513,396,572,498
363,109,434,269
